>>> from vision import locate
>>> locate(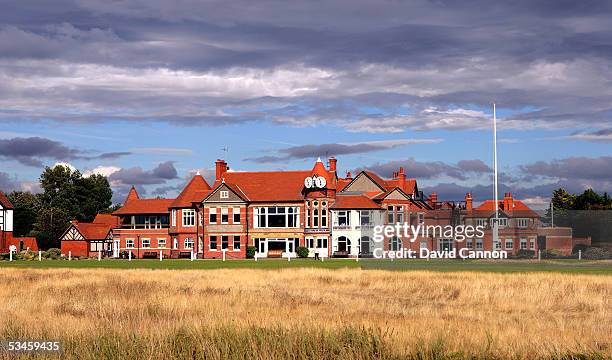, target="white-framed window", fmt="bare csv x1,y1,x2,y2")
313,208,319,227
305,204,311,227
90,242,105,251
221,236,229,250
142,238,150,248
173,238,178,249
221,208,229,224
396,206,404,224
466,239,473,249
233,207,240,223
476,239,483,249
530,238,536,250
321,208,327,227
520,238,527,250
233,236,241,250
336,211,350,226
184,237,194,249
497,218,508,227
158,238,166,248
171,209,177,226
209,208,217,224
317,237,328,248
255,207,299,228
476,218,487,227
494,241,502,250
220,190,229,199
210,236,217,250
505,239,513,250
126,239,134,248
387,206,394,223
306,237,314,248
360,210,371,226
517,218,529,228
420,240,428,250
182,209,195,227
438,238,453,251
390,236,402,251
418,213,425,224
